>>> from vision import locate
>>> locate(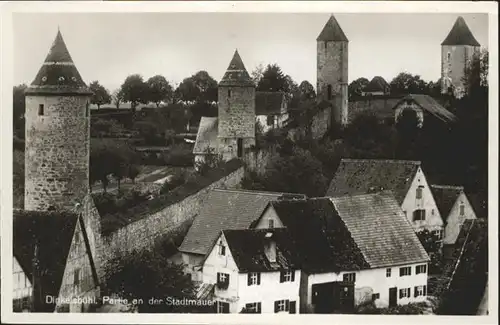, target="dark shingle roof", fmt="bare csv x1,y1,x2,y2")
441,16,480,47
430,185,464,223
364,76,390,93
394,94,457,123
25,30,92,96
331,191,429,268
317,15,348,42
255,91,285,115
326,159,421,204
223,228,300,272
270,198,370,273
218,50,254,87
193,117,218,154
13,210,78,312
179,189,305,255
